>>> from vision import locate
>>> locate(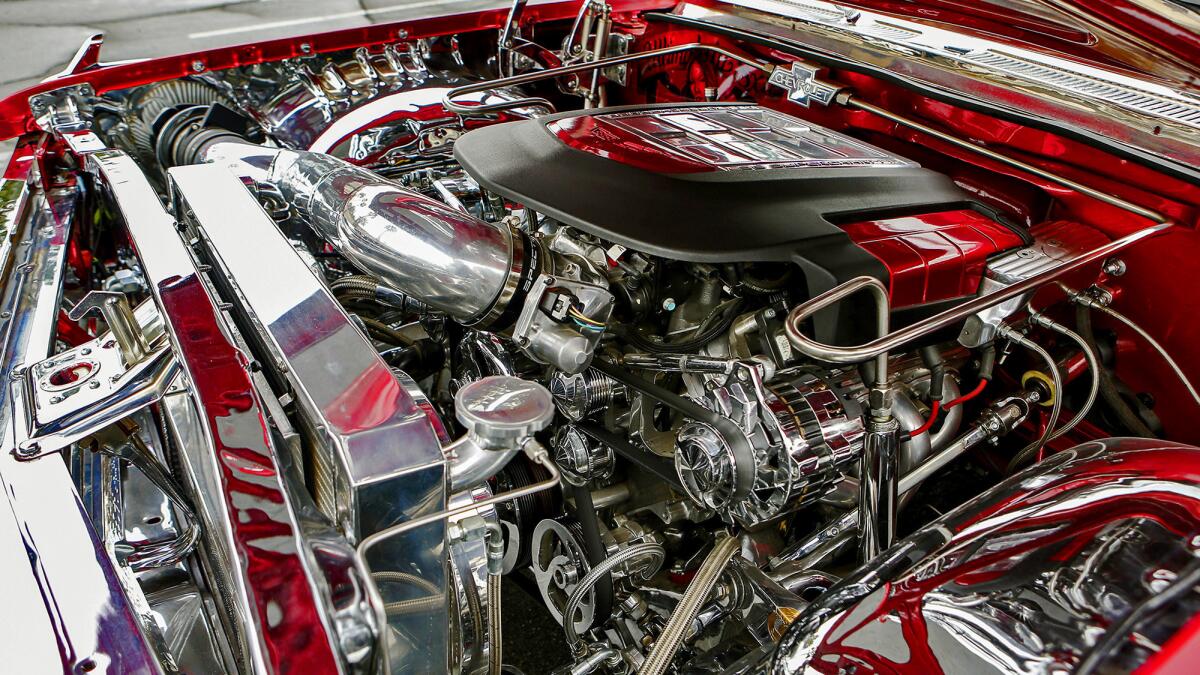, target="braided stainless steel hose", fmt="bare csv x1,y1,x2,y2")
562,542,666,655
487,572,503,675
1009,305,1101,470
372,571,444,616
640,535,742,675
1060,282,1200,410
998,326,1063,469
